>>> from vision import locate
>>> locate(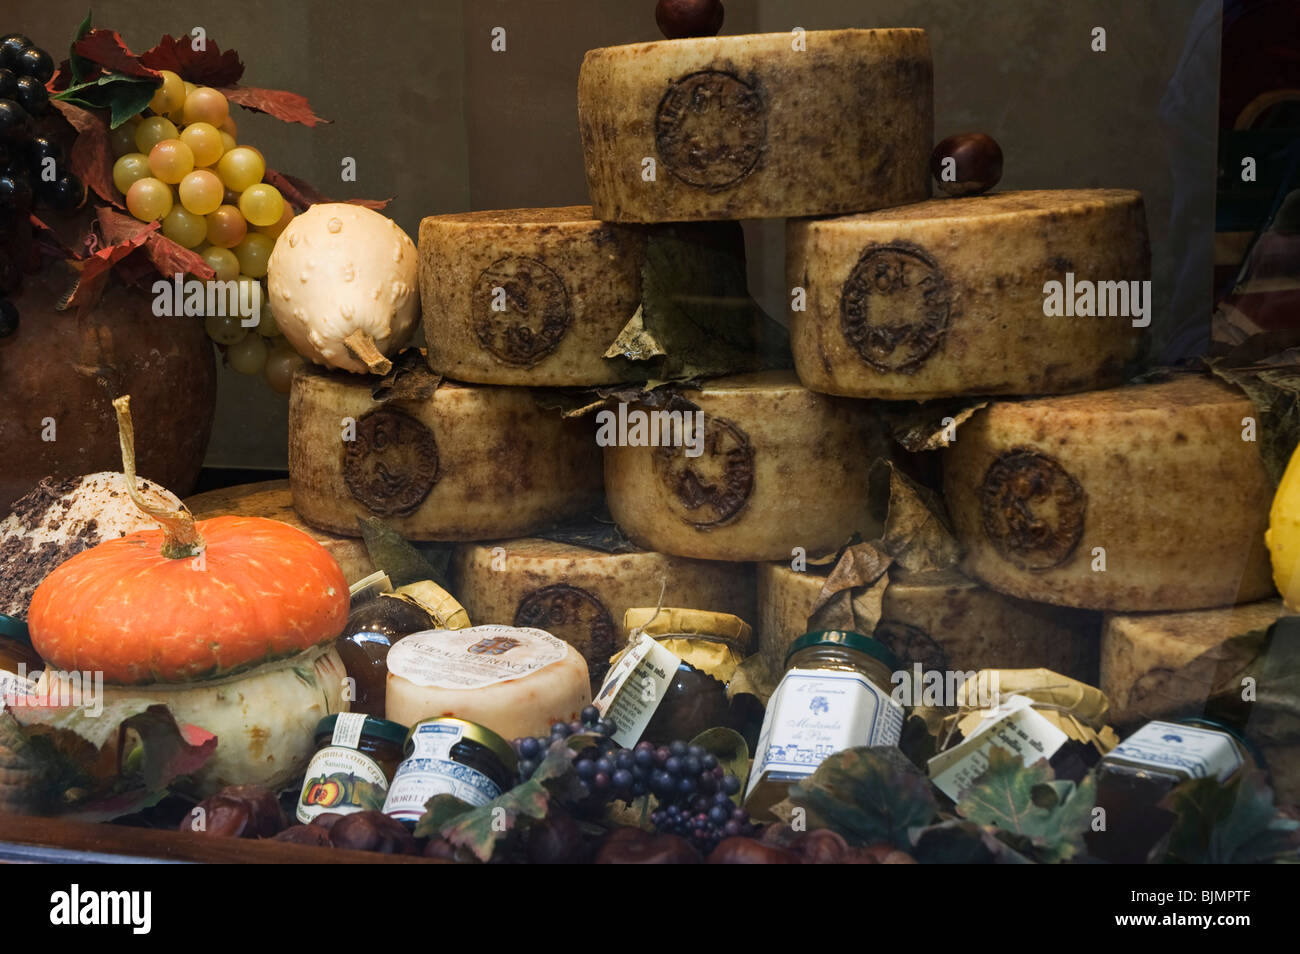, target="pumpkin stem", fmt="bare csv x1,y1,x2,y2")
343,330,393,375
112,395,205,560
